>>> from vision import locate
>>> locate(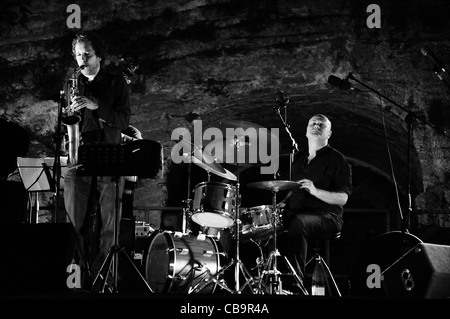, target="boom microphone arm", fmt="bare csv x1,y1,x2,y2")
347,72,447,234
